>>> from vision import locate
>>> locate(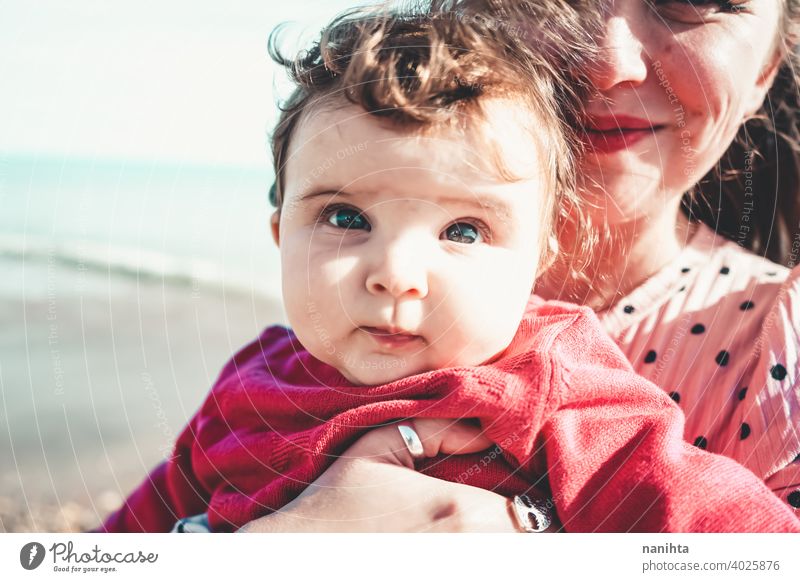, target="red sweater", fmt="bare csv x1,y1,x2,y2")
101,300,800,533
